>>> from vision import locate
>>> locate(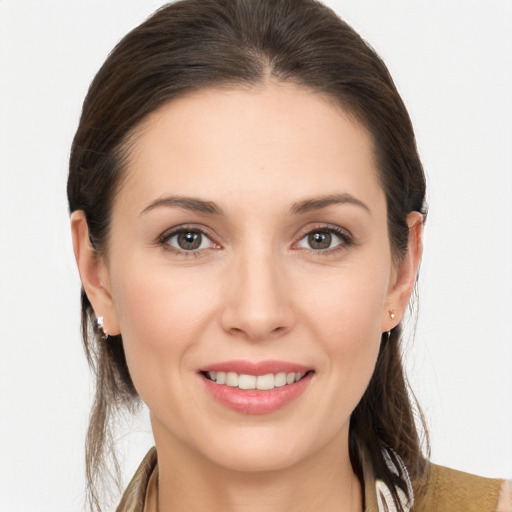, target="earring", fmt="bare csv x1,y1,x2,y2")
384,310,395,342
97,316,109,340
